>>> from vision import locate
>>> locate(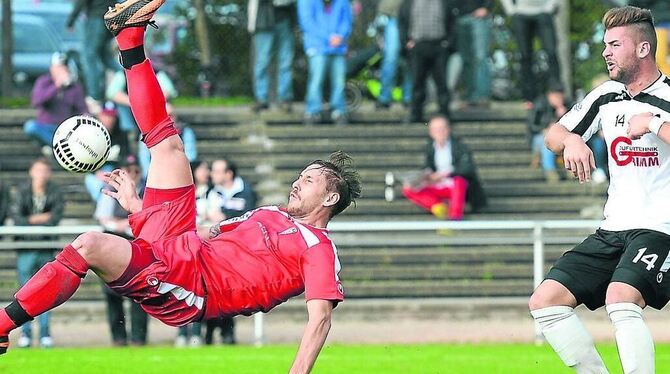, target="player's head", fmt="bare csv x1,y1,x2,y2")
602,6,656,83
428,114,451,145
211,158,237,186
287,151,362,220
